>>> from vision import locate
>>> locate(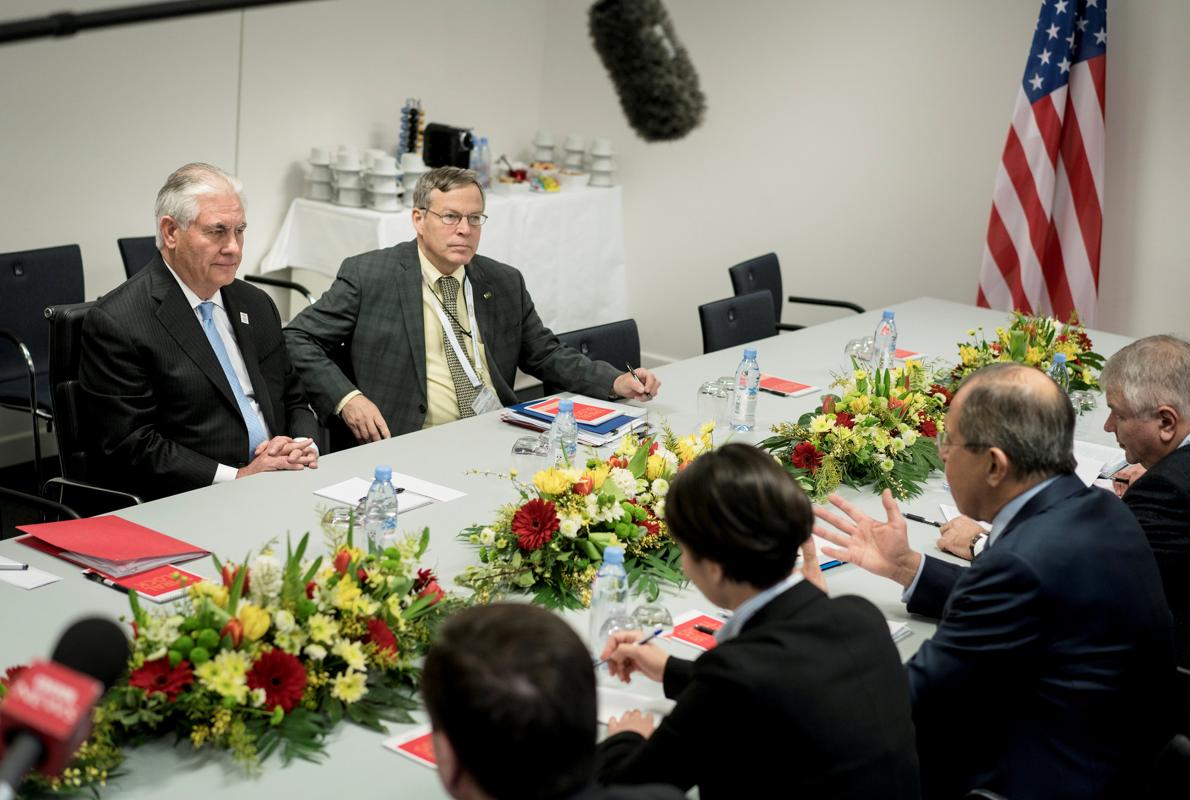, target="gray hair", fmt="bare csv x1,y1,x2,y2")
1100,335,1190,419
412,166,484,210
955,362,1077,479
154,162,244,248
